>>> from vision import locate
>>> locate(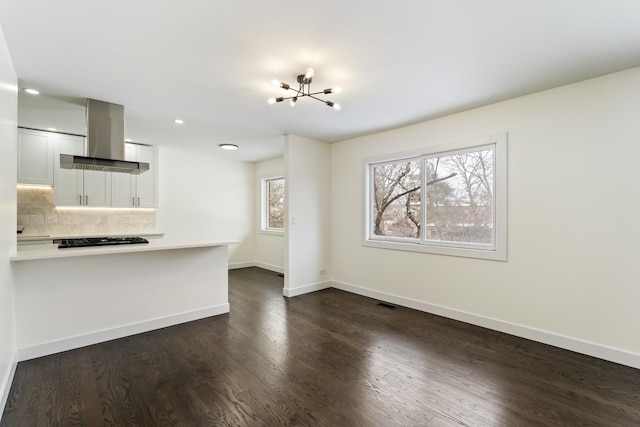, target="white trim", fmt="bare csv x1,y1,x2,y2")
330,280,640,370
259,229,284,237
228,261,284,274
254,262,284,274
17,304,230,361
228,261,255,270
0,350,18,420
283,281,331,298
